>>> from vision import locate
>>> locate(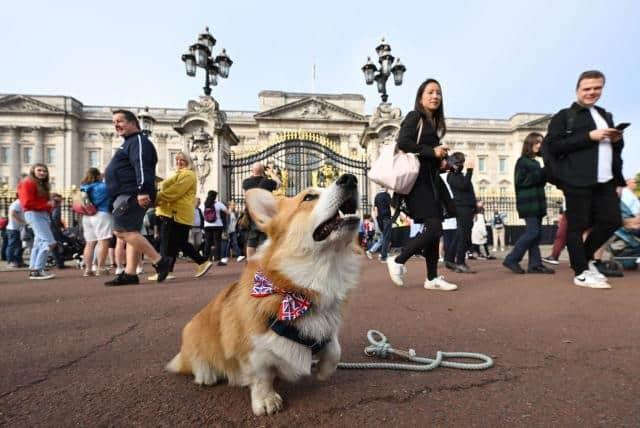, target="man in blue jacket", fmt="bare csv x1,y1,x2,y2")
103,109,170,286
